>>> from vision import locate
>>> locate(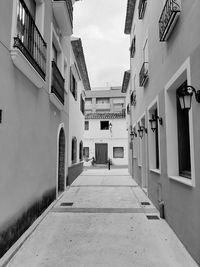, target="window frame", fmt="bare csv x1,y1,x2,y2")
100,121,109,130
148,97,161,174
71,137,77,164
113,147,124,159
85,121,89,131
165,57,195,187
70,68,77,101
